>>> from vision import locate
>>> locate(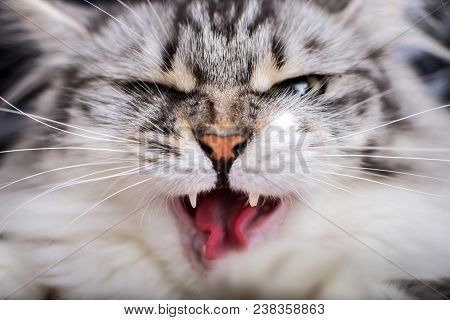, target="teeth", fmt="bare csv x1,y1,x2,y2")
202,245,207,256
249,193,260,207
188,192,197,208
